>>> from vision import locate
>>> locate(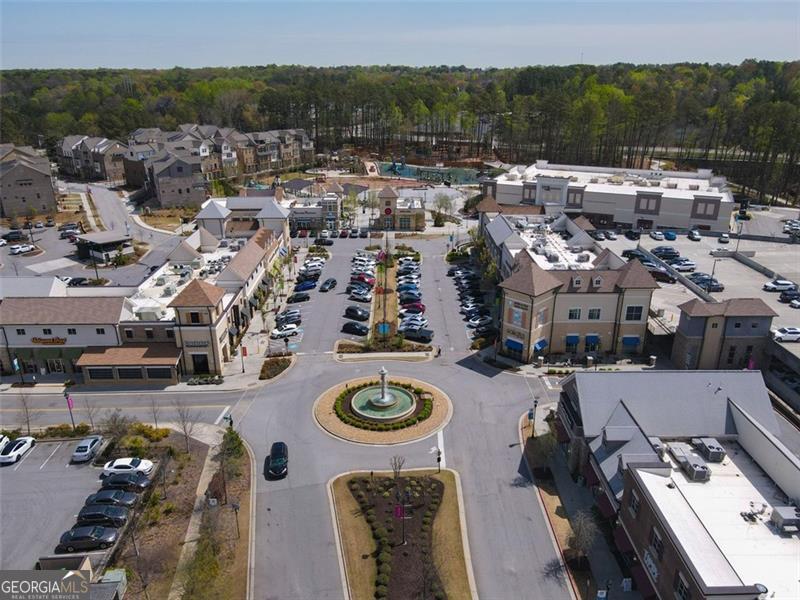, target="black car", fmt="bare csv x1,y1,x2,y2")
267,442,288,478
359,229,369,238
77,504,130,528
646,268,677,284
287,292,310,303
56,526,119,553
621,249,647,260
314,238,334,246
276,314,302,326
85,490,138,508
342,321,369,336
344,305,369,321
624,229,641,240
651,247,680,259
402,327,434,343
2,230,25,242
473,324,498,337
101,472,151,492
320,278,337,292
68,277,88,287
399,292,422,303
296,273,320,283
779,290,800,303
